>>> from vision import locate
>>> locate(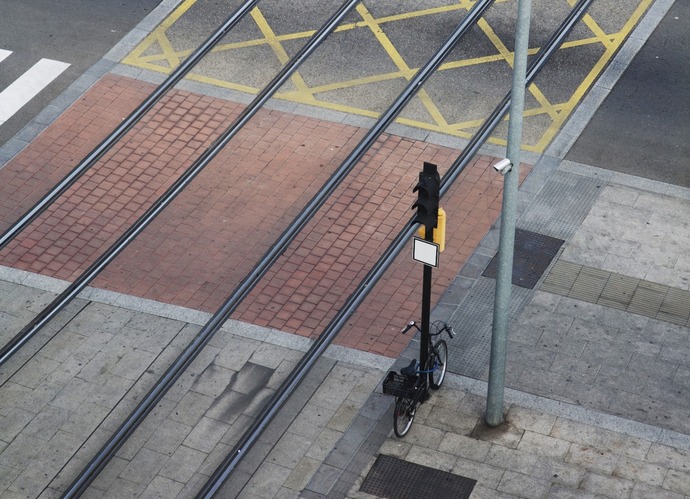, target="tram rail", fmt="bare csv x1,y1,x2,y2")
0,0,595,496
200,0,594,495
0,0,362,369
62,0,496,495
